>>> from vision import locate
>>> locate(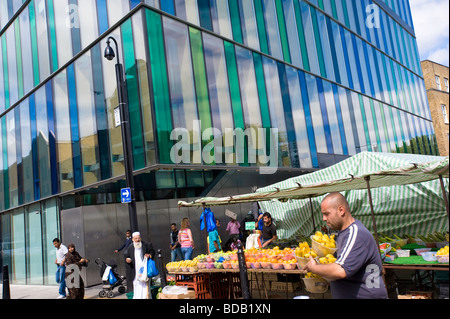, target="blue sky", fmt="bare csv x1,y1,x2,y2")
409,0,449,66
